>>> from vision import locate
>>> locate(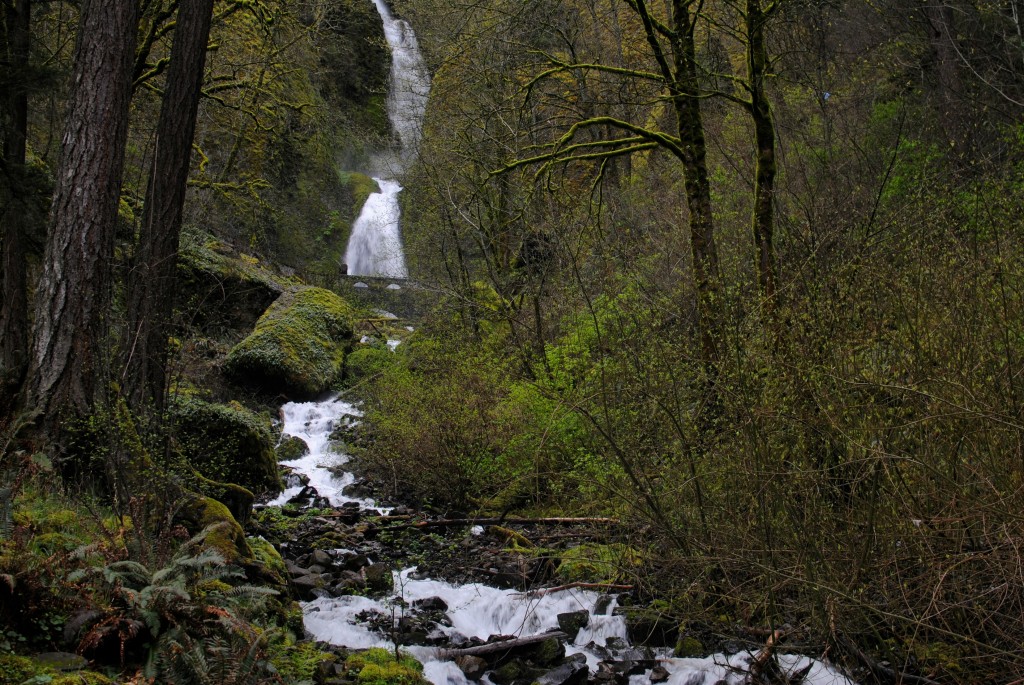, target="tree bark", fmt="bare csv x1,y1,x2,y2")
669,2,721,363
0,0,31,405
746,0,777,301
125,0,214,412
23,0,139,421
